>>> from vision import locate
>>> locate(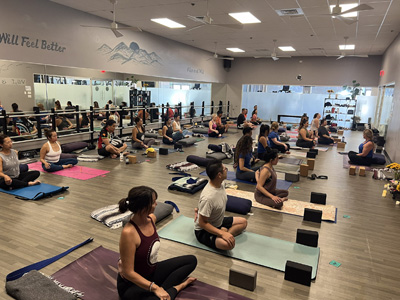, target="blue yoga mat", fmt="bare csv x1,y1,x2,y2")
200,170,292,189
159,216,320,279
0,183,69,200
